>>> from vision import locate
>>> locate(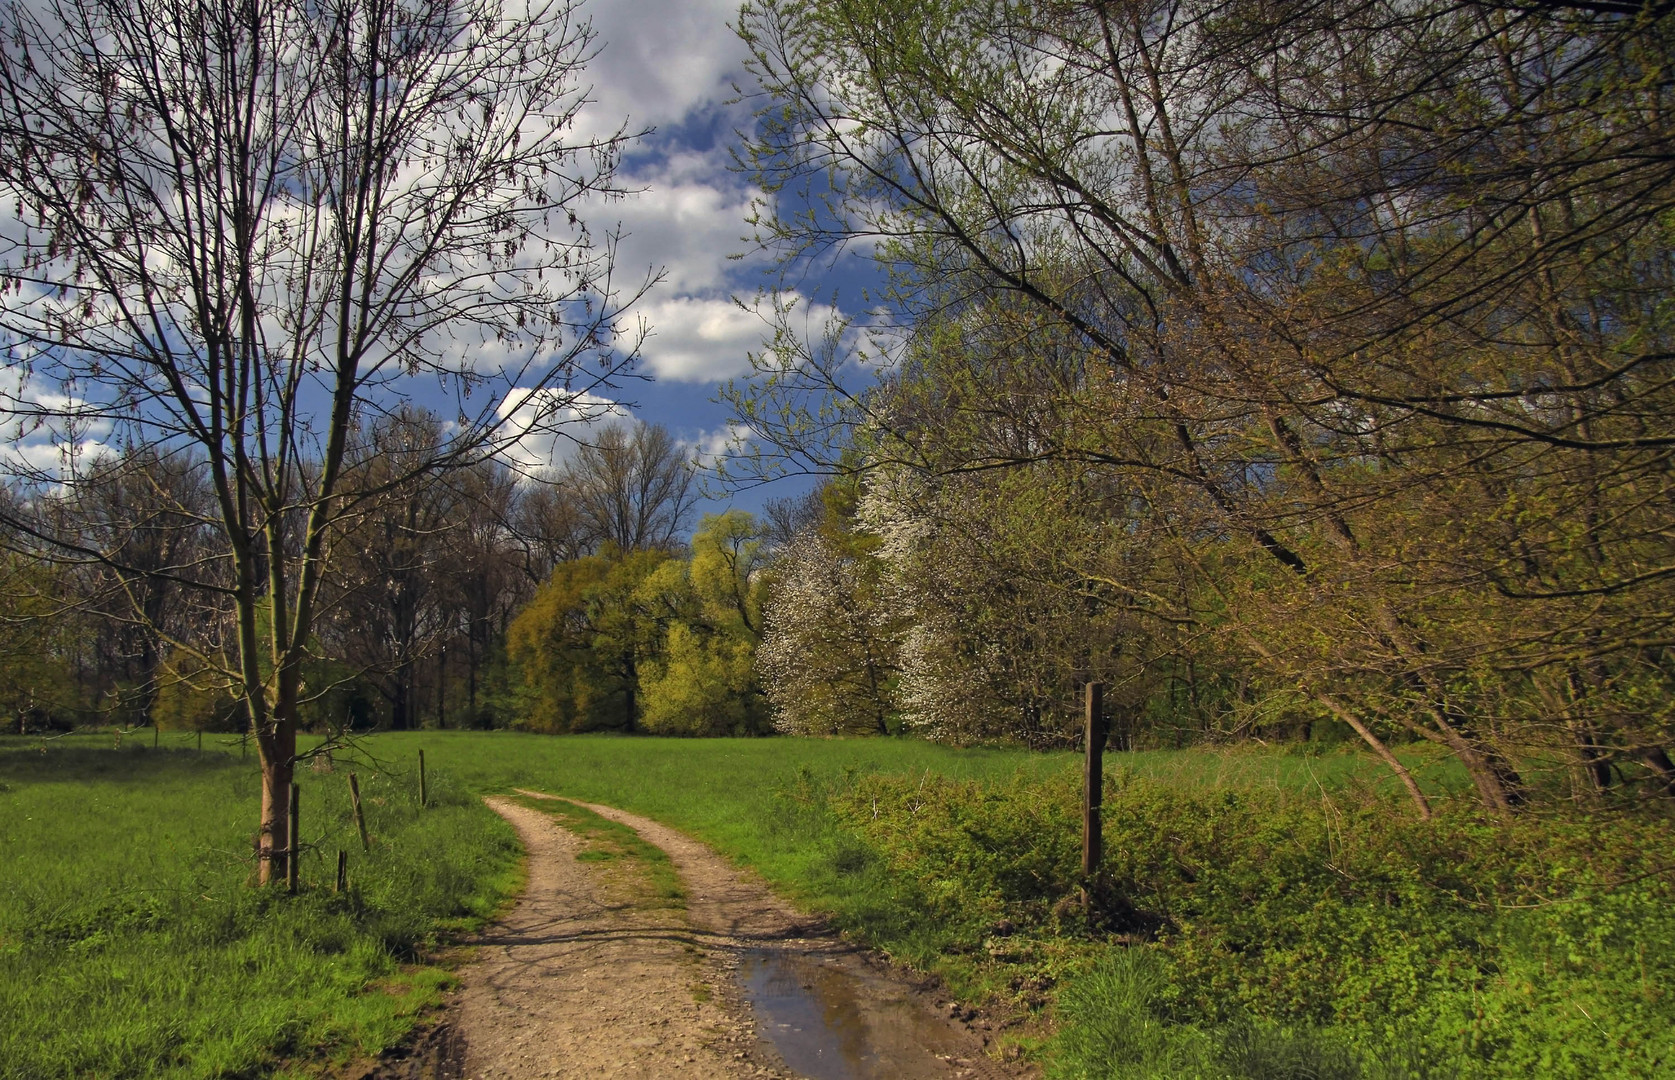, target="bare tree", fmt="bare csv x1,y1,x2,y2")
511,476,593,586
0,0,649,881
324,410,469,730
52,448,222,725
564,421,699,553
